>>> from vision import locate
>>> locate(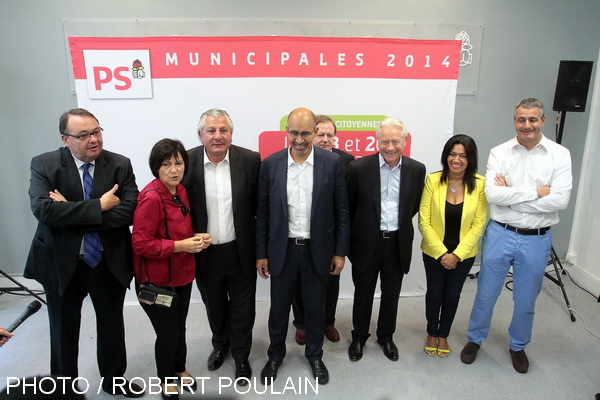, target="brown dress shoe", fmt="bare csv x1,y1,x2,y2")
295,328,307,345
509,349,529,373
460,342,480,364
324,325,340,342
